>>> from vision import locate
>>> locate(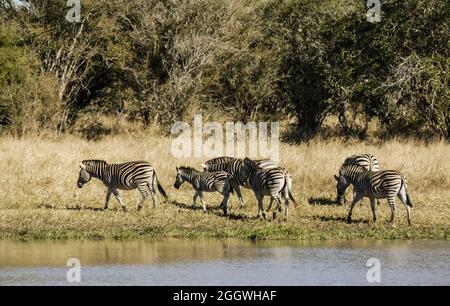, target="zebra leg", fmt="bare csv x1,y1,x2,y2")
198,191,207,212
193,191,199,208
137,184,150,212
254,192,265,219
272,195,282,220
221,191,230,216
346,192,363,223
266,197,274,212
233,183,245,207
147,181,157,208
111,188,127,212
284,196,289,221
150,191,157,209
387,196,396,226
104,189,112,210
369,197,377,222
397,191,412,226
